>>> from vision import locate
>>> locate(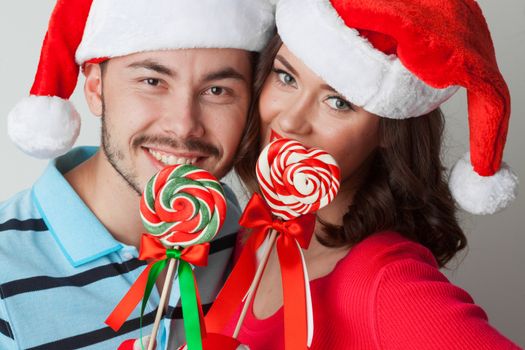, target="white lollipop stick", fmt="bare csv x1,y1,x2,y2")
233,229,278,338
147,258,178,350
